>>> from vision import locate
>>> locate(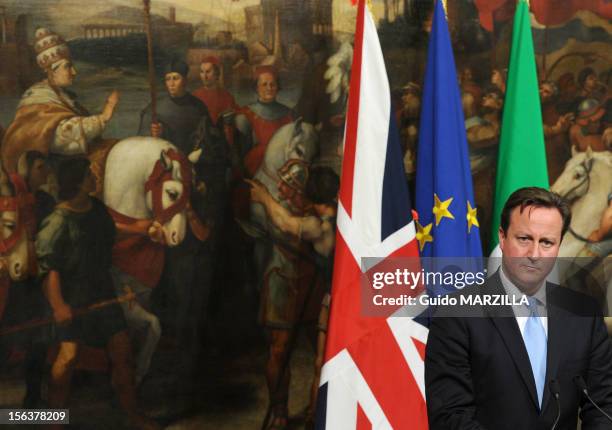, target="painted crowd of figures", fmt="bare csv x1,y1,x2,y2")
0,23,610,430
0,26,341,430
